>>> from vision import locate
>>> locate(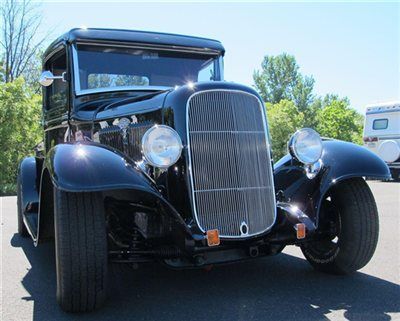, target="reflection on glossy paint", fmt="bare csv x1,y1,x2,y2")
76,146,87,159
